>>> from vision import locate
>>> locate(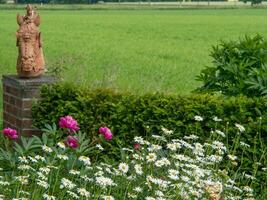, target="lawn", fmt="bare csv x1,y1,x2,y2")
1,8,267,124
